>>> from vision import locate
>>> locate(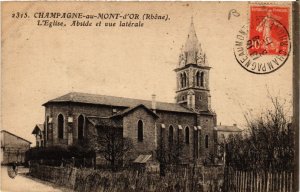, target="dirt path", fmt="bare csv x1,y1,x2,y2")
1,166,66,192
